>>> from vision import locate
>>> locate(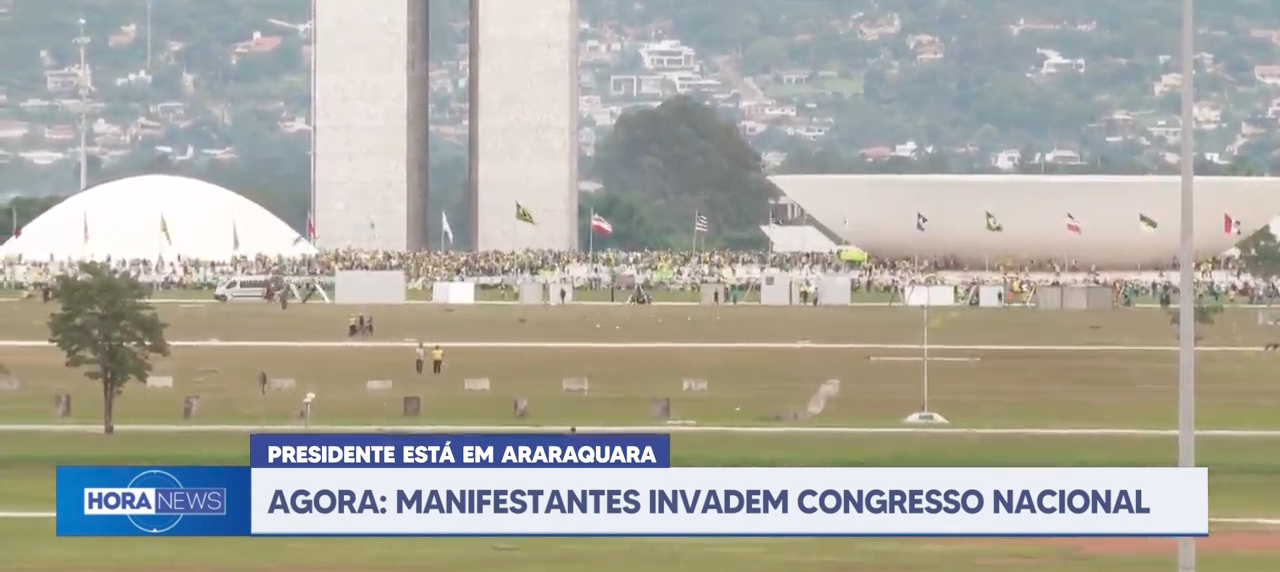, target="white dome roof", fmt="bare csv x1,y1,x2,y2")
1,175,316,261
